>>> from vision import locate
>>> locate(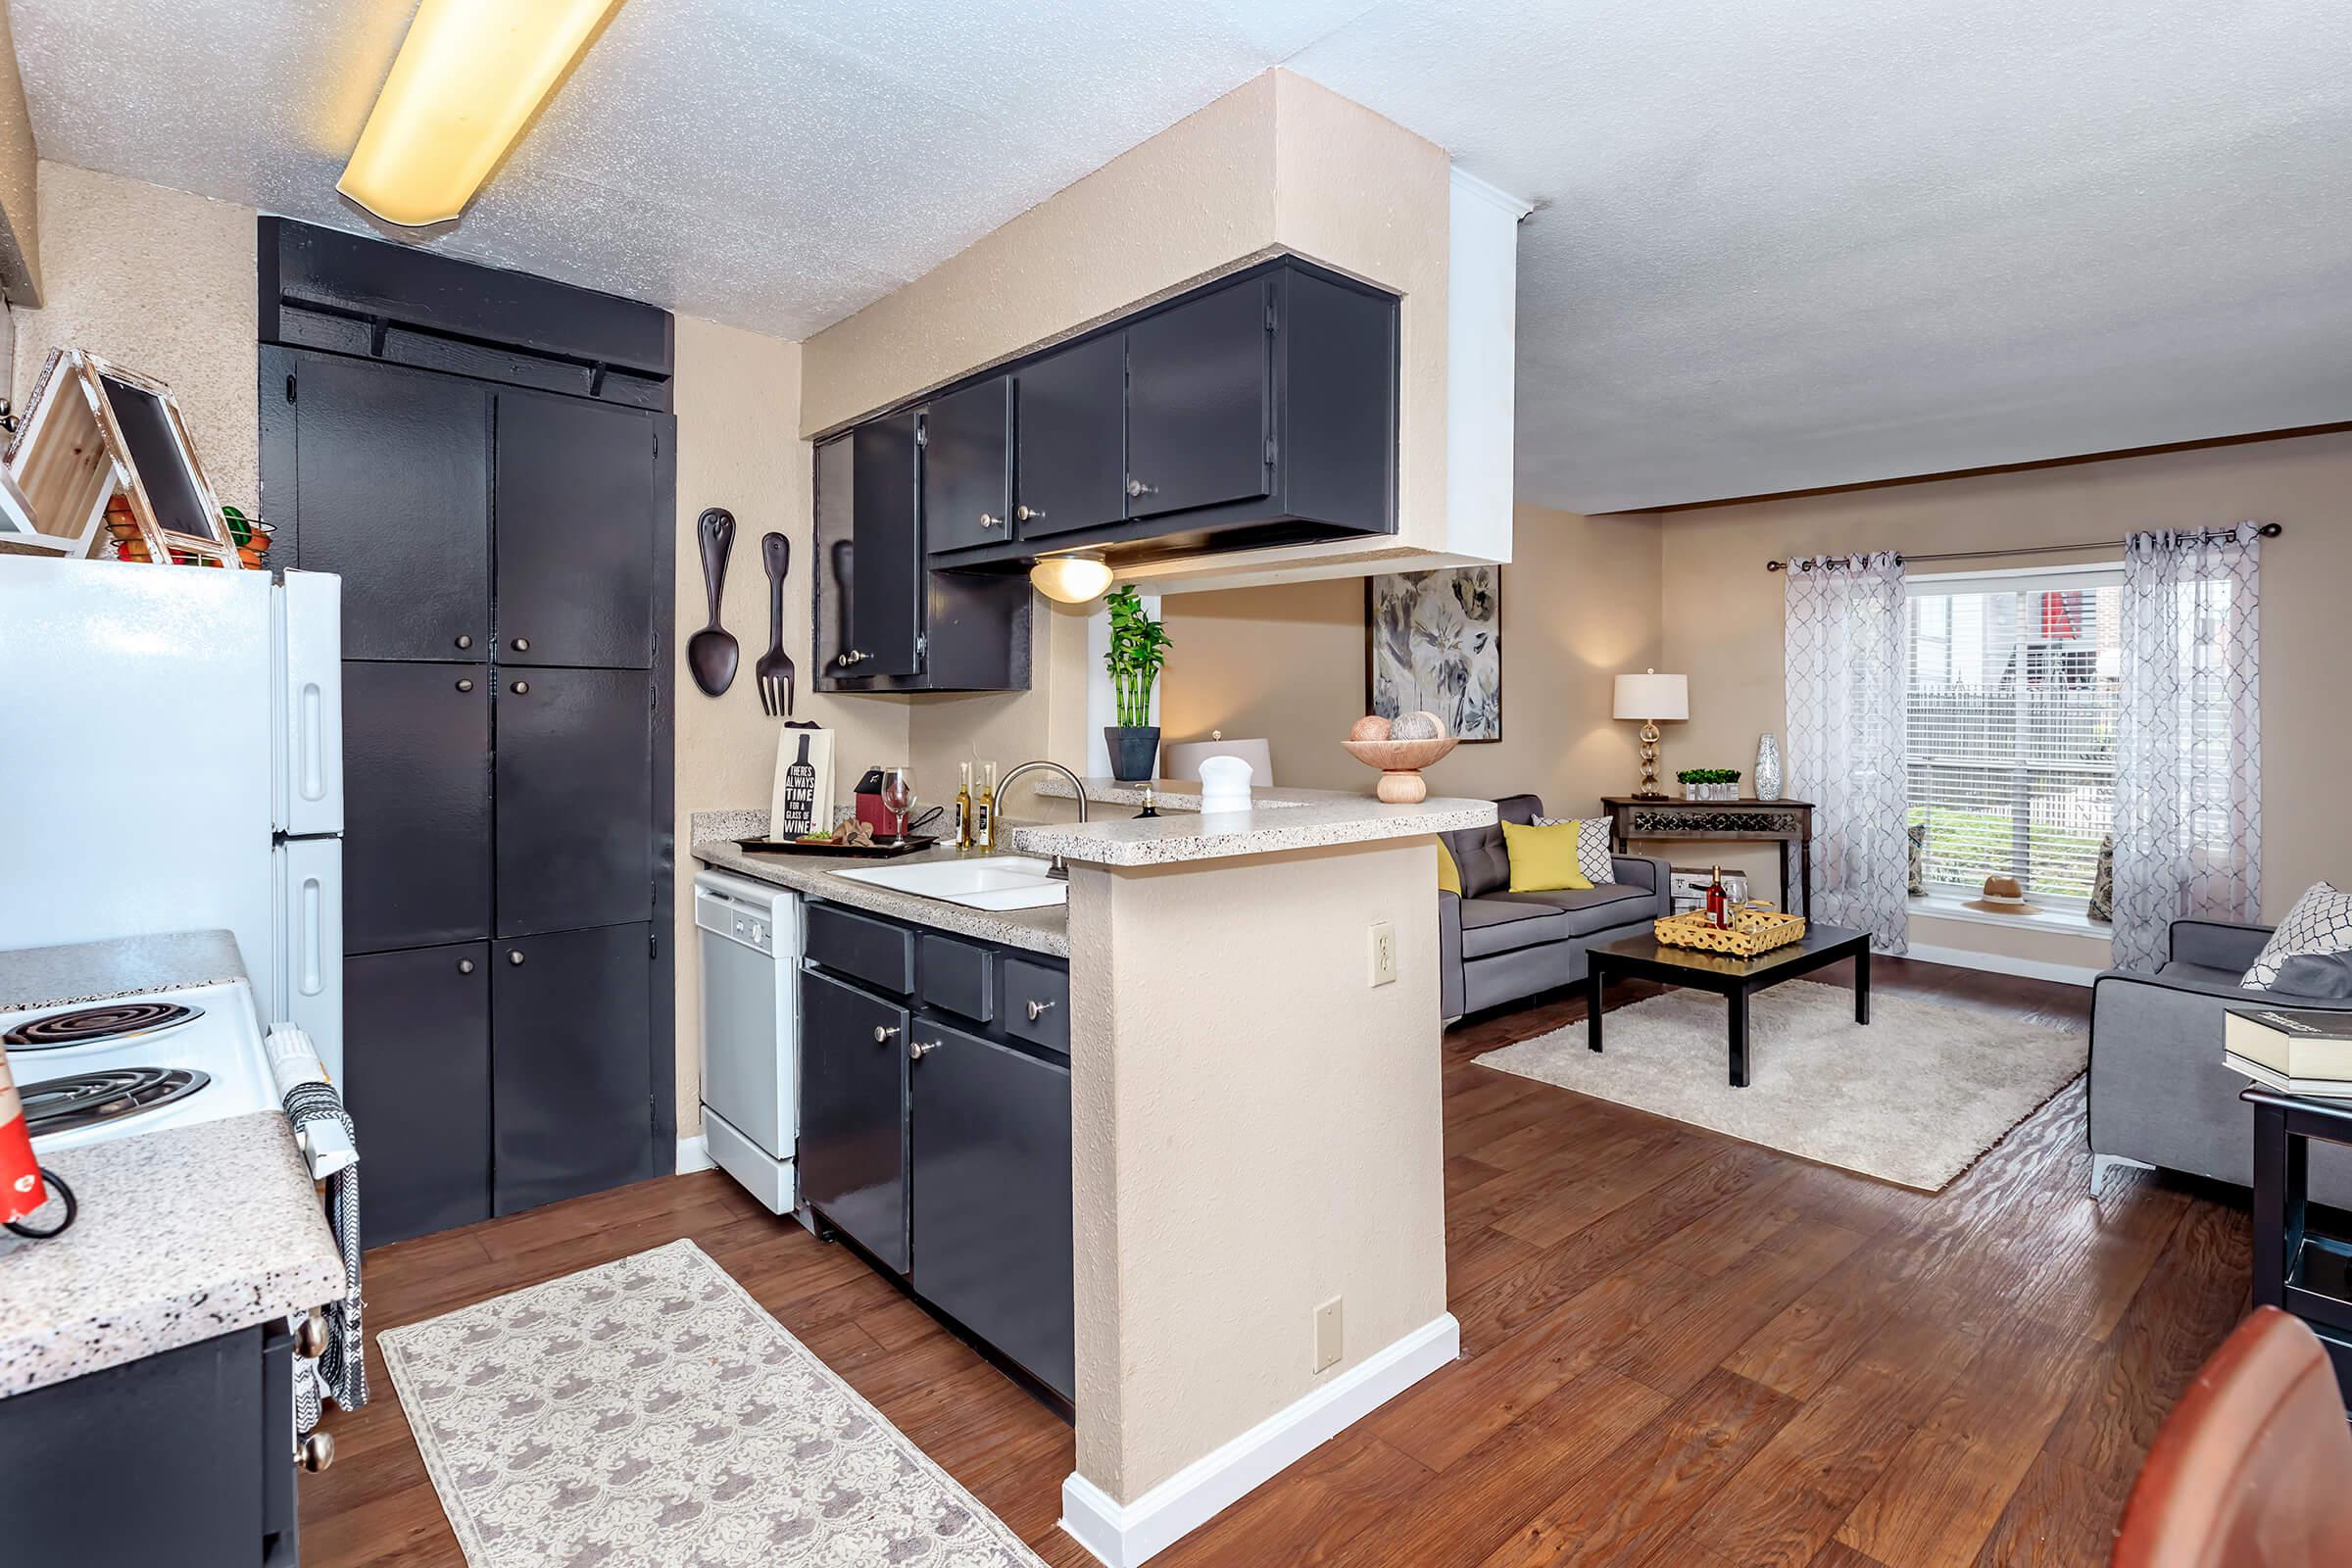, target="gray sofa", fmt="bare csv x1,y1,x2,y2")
2088,917,2352,1205
1438,794,1673,1022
